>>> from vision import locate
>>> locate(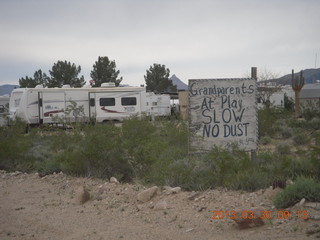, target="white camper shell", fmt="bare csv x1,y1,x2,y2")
9,86,147,125
146,92,171,117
